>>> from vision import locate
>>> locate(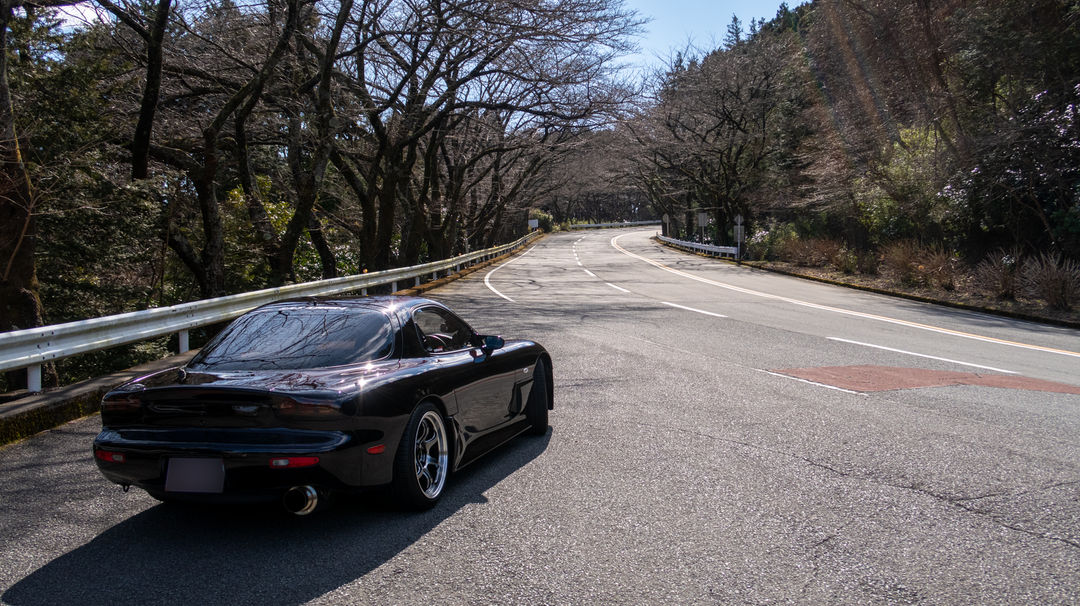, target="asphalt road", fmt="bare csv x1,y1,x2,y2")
2,229,1078,605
